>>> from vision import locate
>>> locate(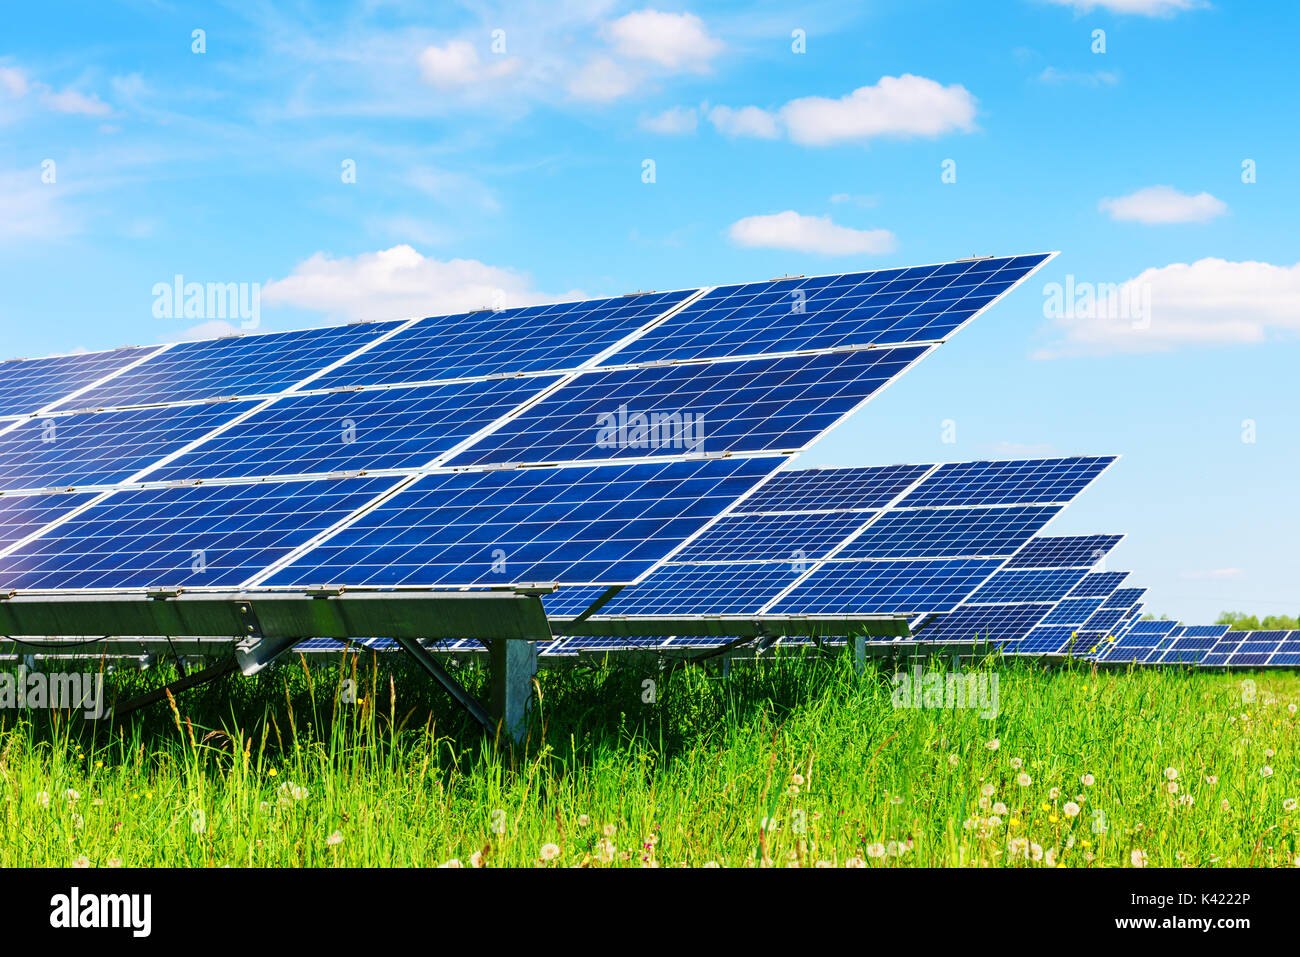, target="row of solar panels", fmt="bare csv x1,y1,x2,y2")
0,255,1052,597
